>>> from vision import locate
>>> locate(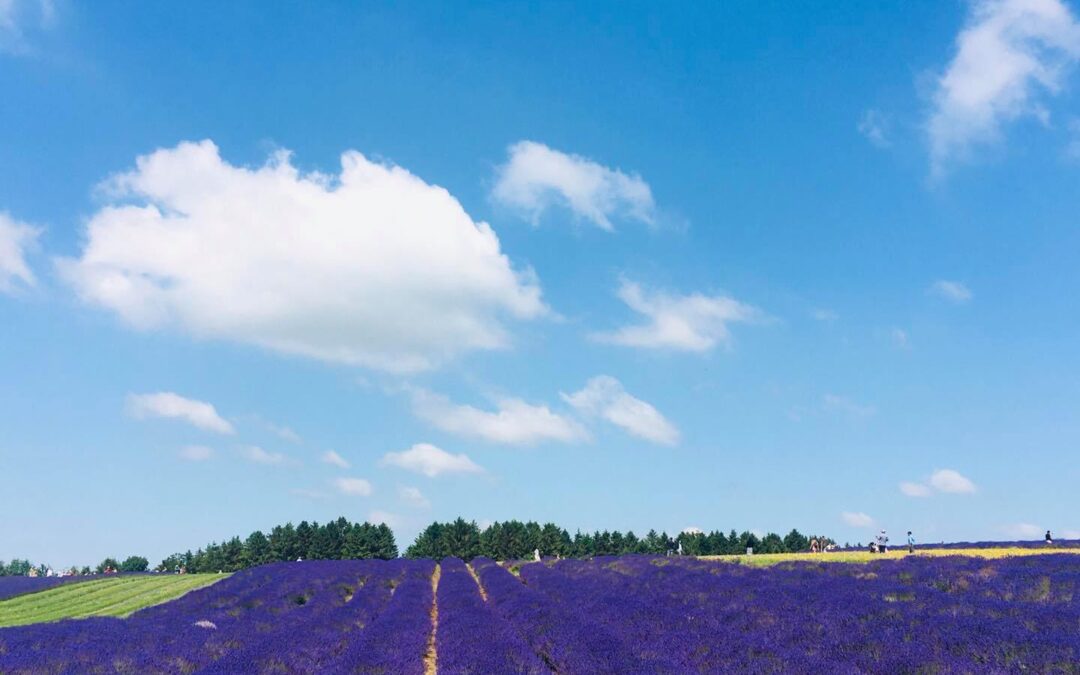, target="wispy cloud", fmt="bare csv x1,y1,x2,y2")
239,445,287,465
491,141,655,231
823,394,877,418
333,477,373,496
409,387,587,445
179,445,214,462
0,212,40,293
858,109,891,148
380,443,485,478
841,511,875,528
928,0,1080,175
562,375,680,446
899,481,932,497
1003,522,1043,538
127,392,235,434
593,279,761,352
321,450,350,469
929,280,973,303
399,486,430,509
